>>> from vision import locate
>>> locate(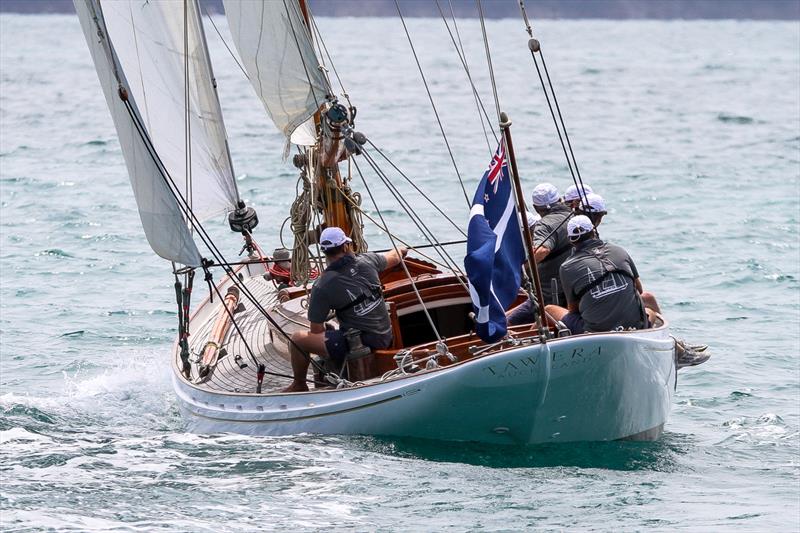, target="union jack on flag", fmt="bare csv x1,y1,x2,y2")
486,141,507,194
